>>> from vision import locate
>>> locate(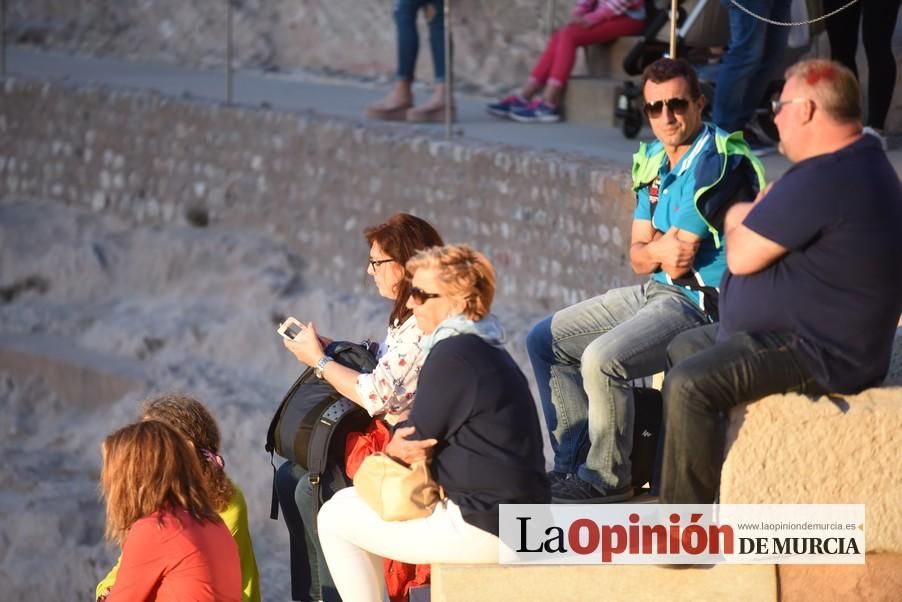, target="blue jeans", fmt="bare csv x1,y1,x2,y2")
659,324,826,504
395,0,445,82
526,280,709,491
712,0,791,132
